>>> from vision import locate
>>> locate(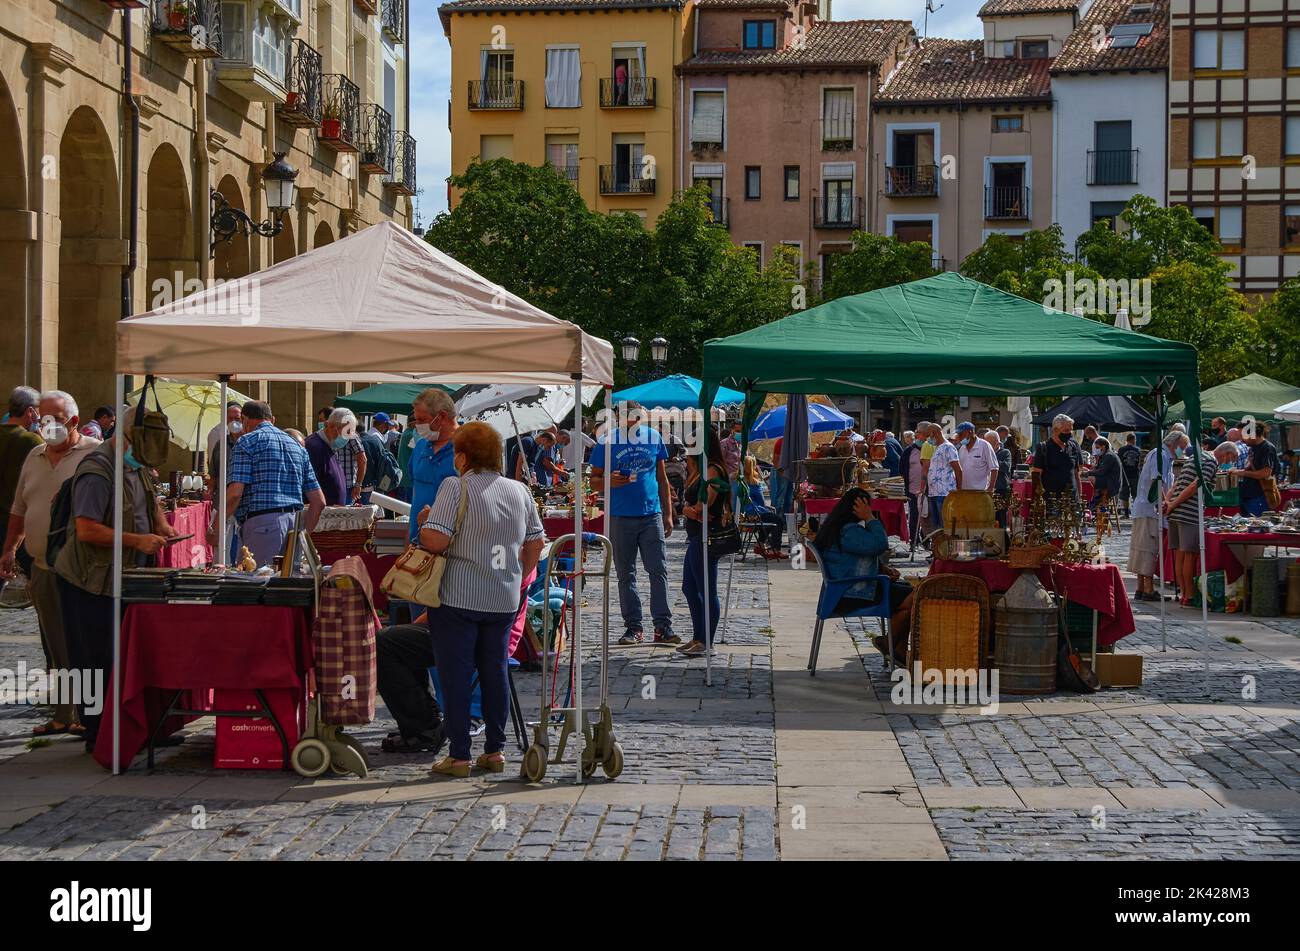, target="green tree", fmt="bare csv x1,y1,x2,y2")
1075,195,1222,279
960,224,1105,307
820,232,936,302
1146,259,1258,387
1255,276,1300,386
